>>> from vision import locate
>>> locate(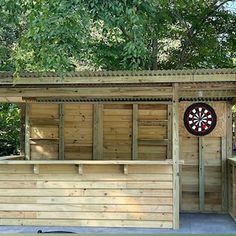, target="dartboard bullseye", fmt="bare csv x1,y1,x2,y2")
184,103,217,136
